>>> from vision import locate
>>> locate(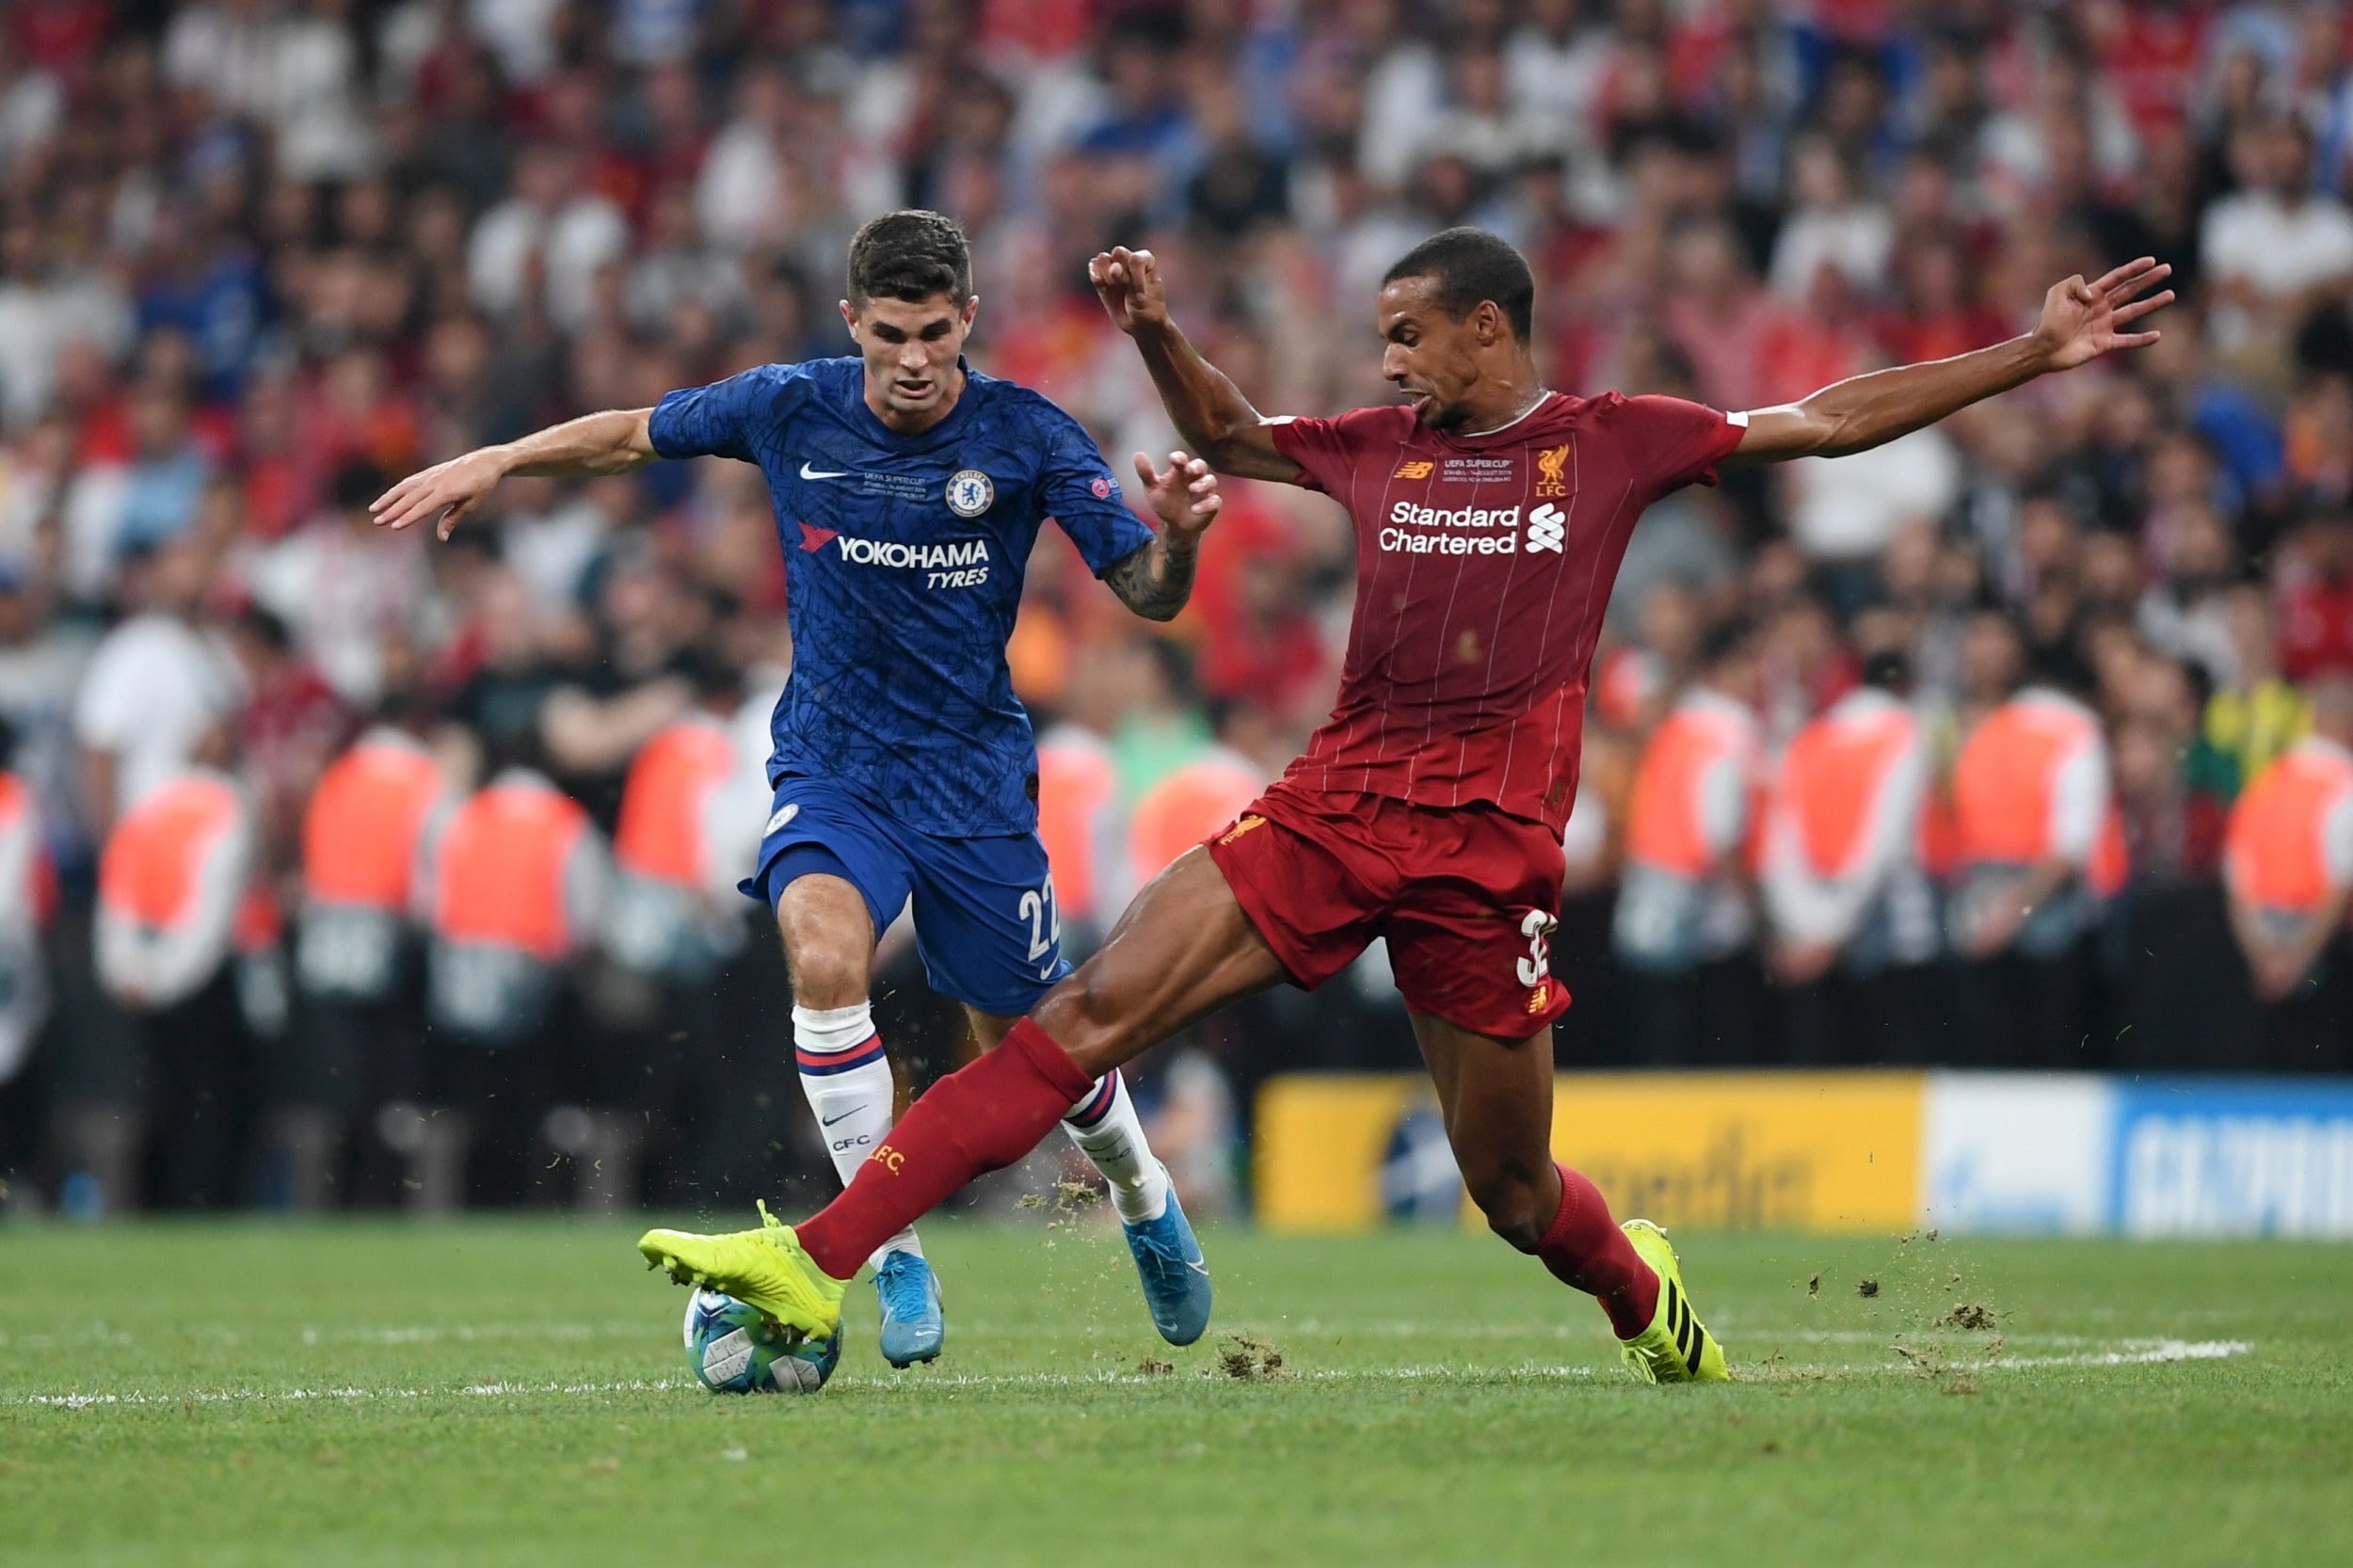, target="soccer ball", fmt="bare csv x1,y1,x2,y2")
682,1288,839,1394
